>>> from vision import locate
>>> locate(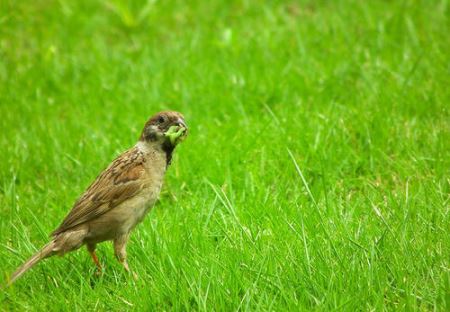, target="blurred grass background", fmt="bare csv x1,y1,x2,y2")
0,0,449,310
